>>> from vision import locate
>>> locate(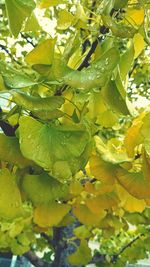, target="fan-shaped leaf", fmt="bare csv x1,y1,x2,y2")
0,169,22,218
64,47,119,90
22,173,68,205
5,0,36,37
33,203,70,227
11,90,64,112
0,133,31,167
